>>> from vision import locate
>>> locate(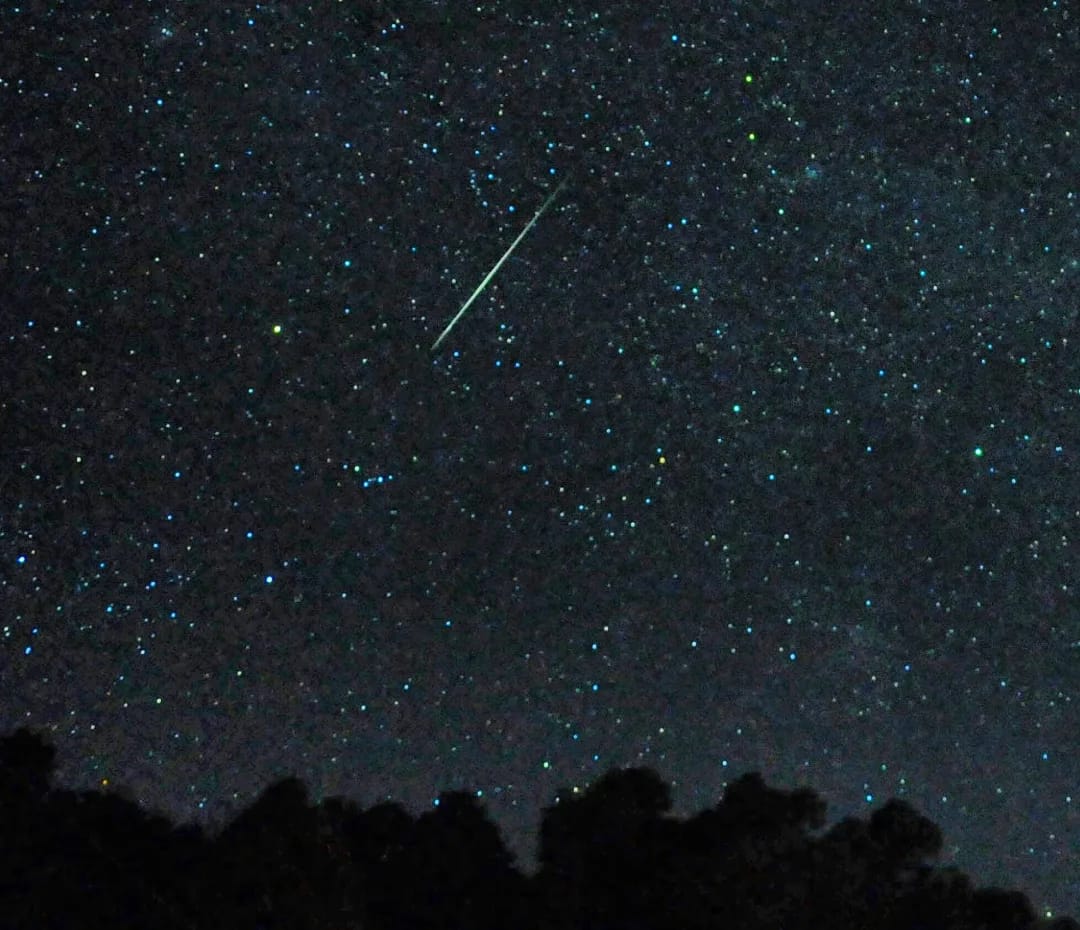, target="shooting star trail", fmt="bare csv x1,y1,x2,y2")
431,178,567,351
